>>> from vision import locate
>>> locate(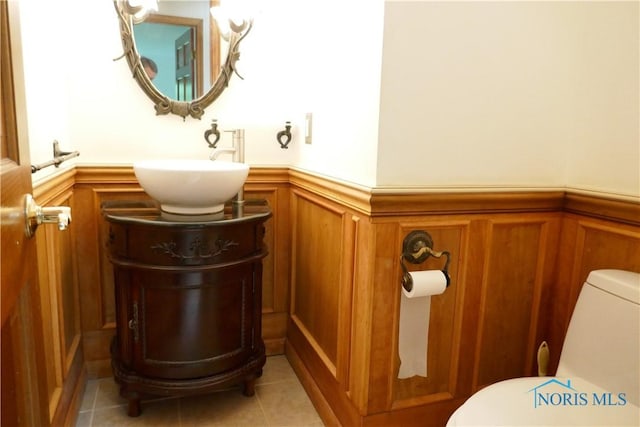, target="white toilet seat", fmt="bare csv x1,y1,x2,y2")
447,377,640,426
